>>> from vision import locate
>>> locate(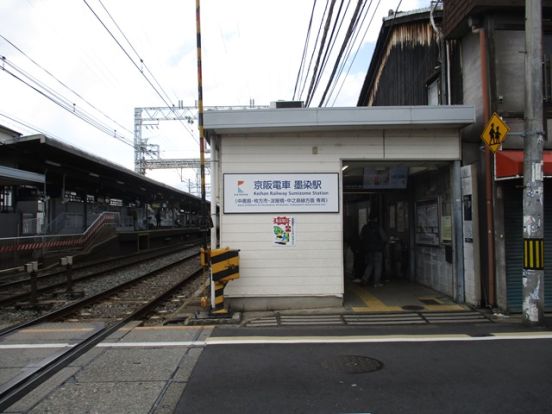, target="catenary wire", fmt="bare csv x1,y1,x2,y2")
1,58,135,147
82,0,199,144
0,111,67,142
0,34,134,136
